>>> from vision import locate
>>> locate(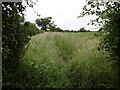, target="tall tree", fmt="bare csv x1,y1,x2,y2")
35,17,53,31
78,27,86,32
